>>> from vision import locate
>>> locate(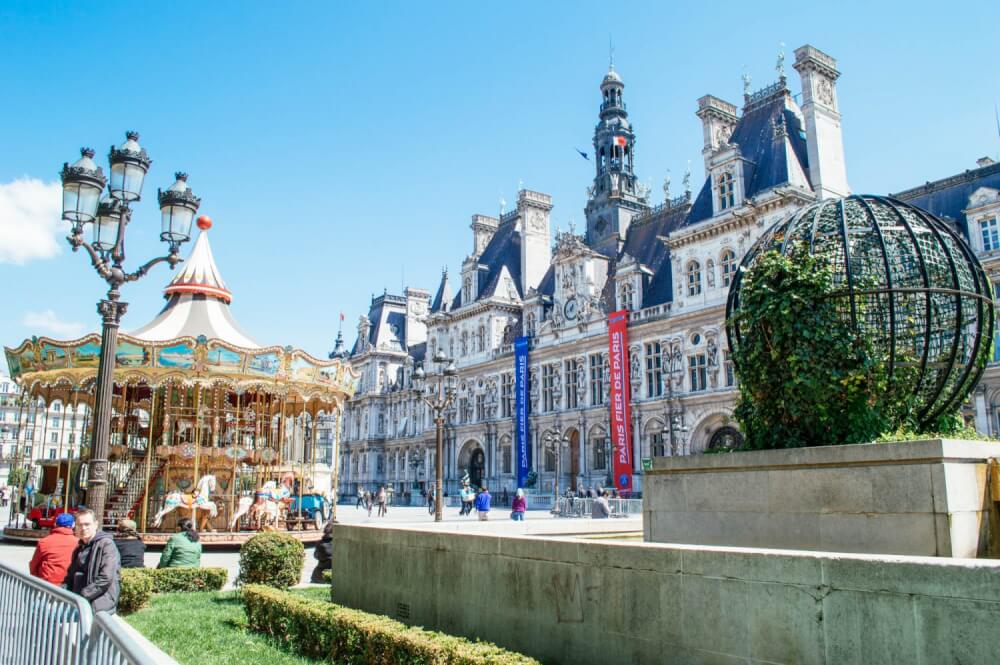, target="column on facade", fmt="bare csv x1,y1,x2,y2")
974,389,989,436
631,409,641,473
578,423,587,481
